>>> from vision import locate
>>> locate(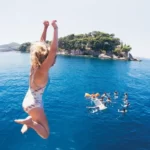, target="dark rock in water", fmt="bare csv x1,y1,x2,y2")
128,53,142,61
128,53,134,60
